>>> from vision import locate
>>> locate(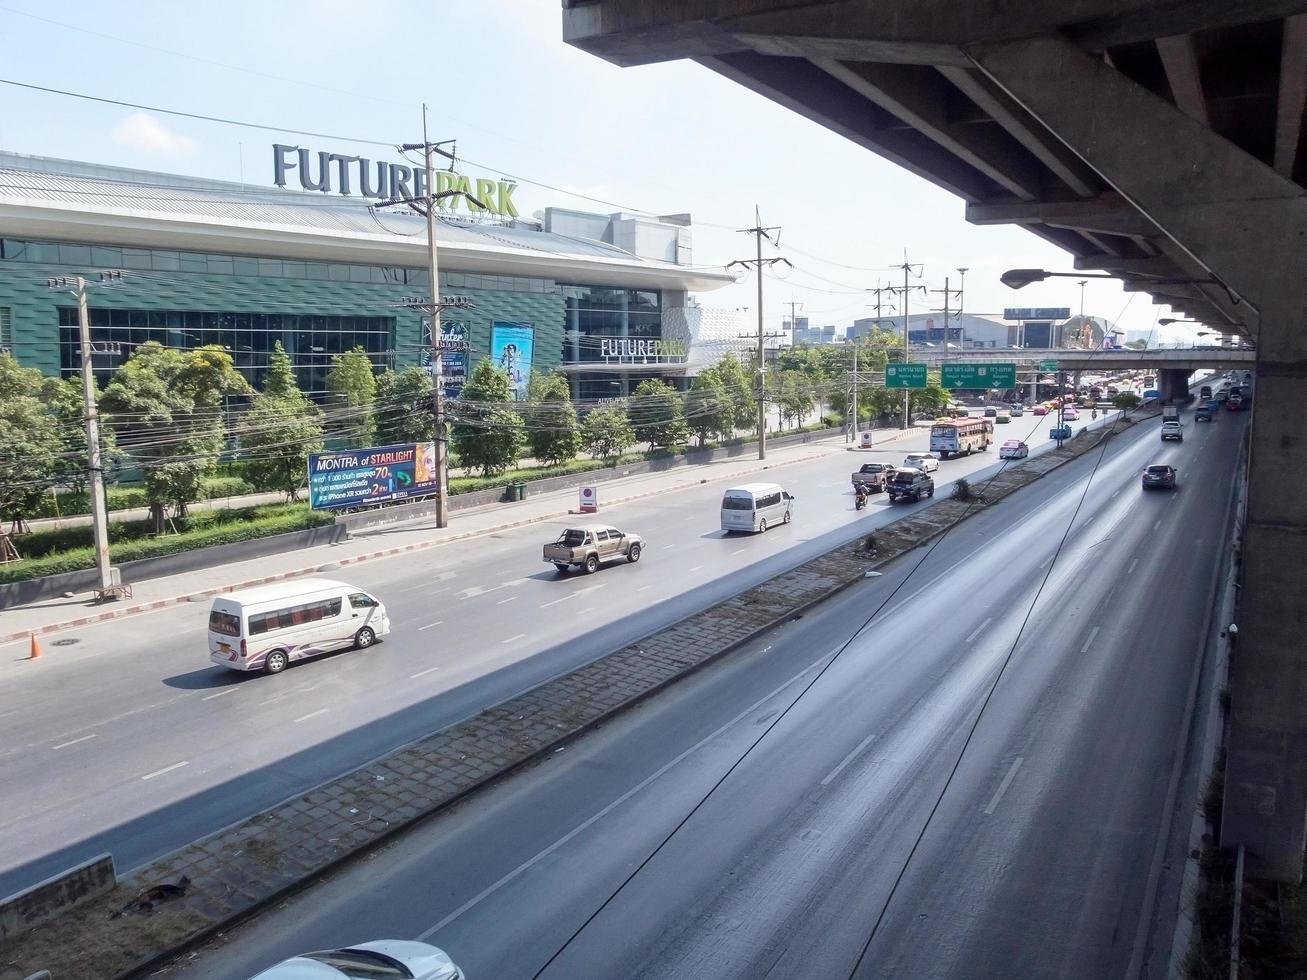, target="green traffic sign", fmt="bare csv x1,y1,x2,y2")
1039,359,1059,372
884,363,928,389
940,362,1017,389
